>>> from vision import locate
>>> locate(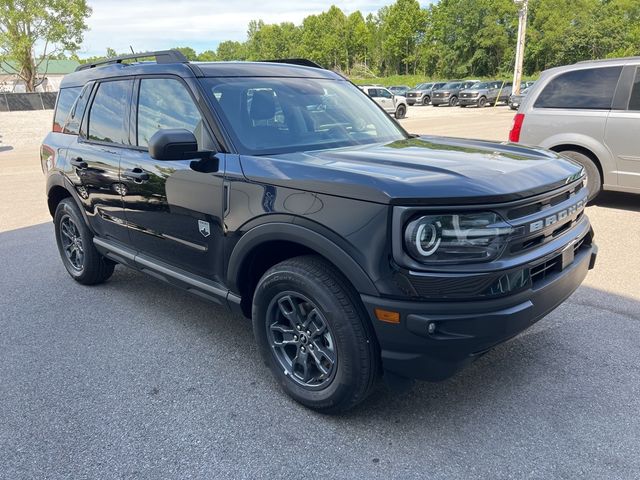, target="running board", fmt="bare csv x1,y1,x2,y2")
93,237,241,310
